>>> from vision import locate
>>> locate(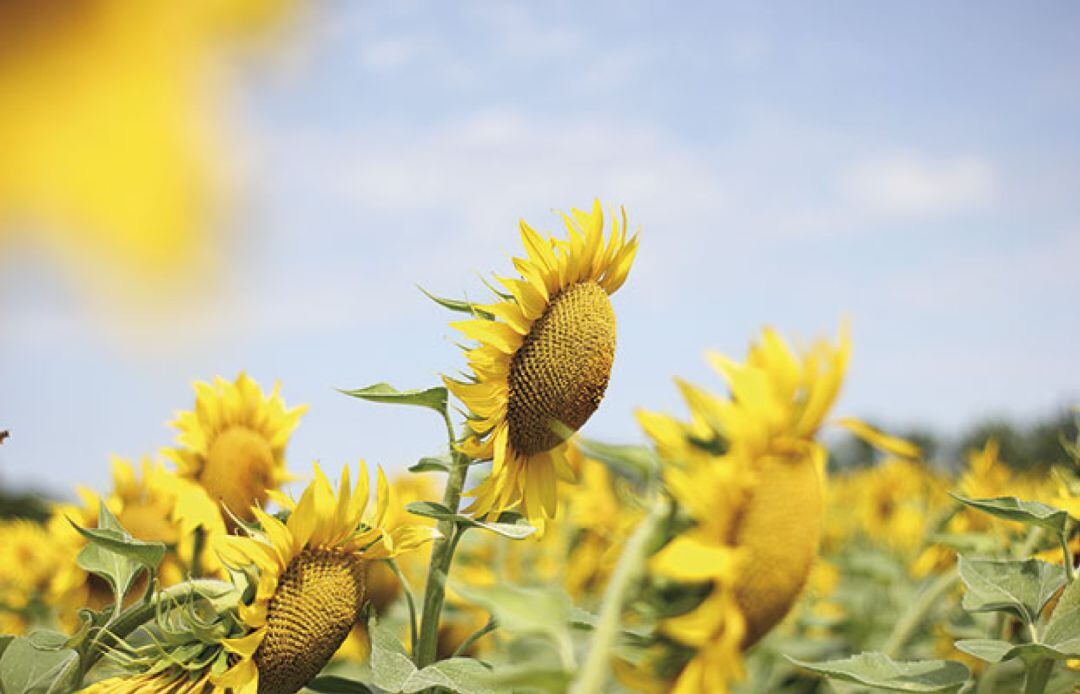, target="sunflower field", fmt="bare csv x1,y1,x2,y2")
2,3,1079,694
1,202,1078,693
